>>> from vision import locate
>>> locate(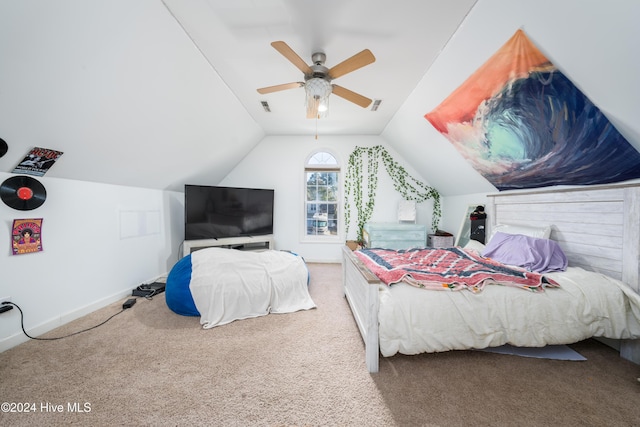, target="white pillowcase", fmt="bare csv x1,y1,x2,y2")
463,239,486,254
490,223,552,240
